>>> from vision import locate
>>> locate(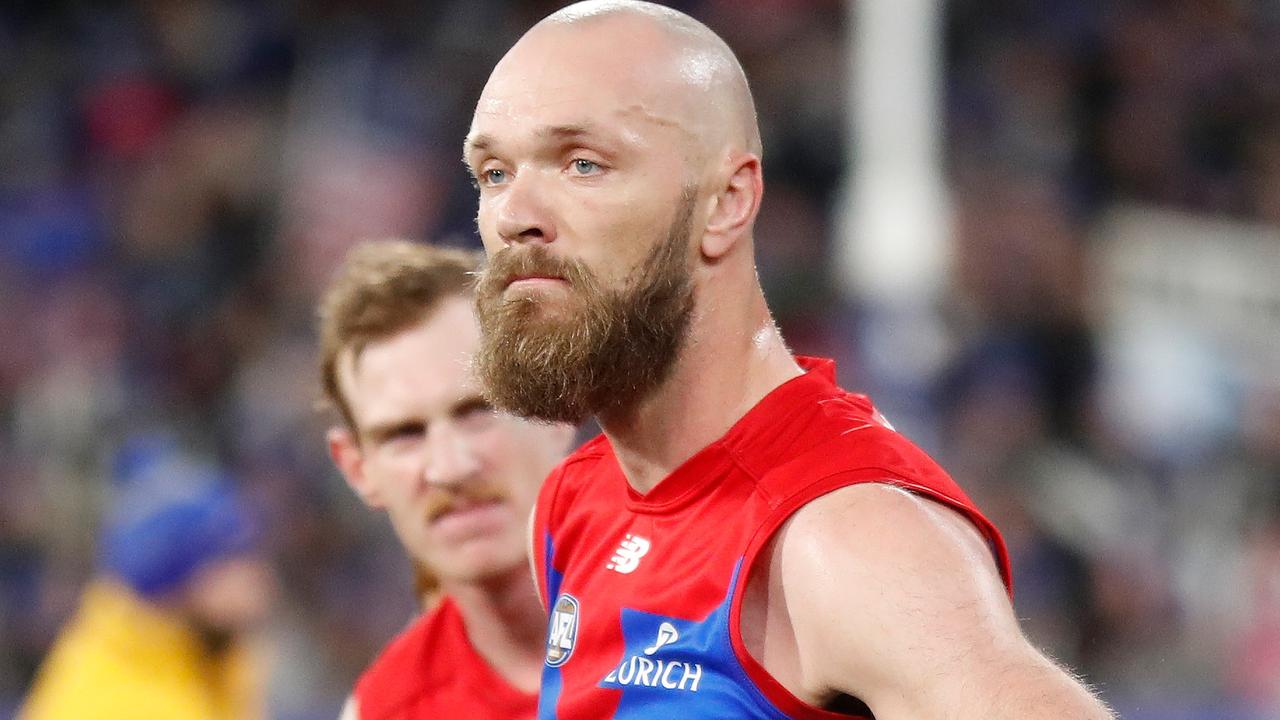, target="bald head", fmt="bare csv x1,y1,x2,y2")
467,0,768,293
471,0,761,174
466,1,779,427
540,2,759,153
